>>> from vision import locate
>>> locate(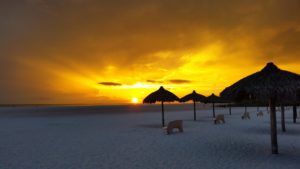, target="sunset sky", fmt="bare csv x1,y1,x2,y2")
1,0,300,105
